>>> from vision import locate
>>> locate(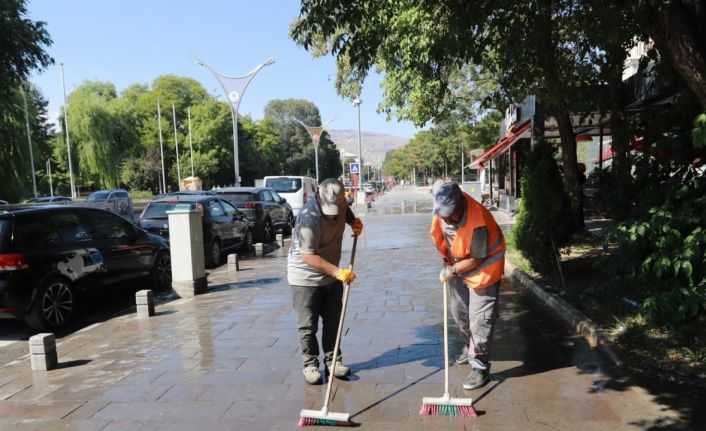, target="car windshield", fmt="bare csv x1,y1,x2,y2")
85,191,110,201
143,201,197,219
220,193,255,202
265,178,302,193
